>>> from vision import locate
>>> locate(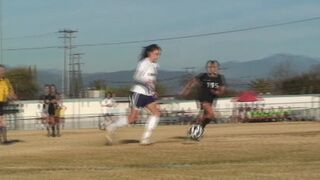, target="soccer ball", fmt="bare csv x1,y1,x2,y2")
188,124,204,140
